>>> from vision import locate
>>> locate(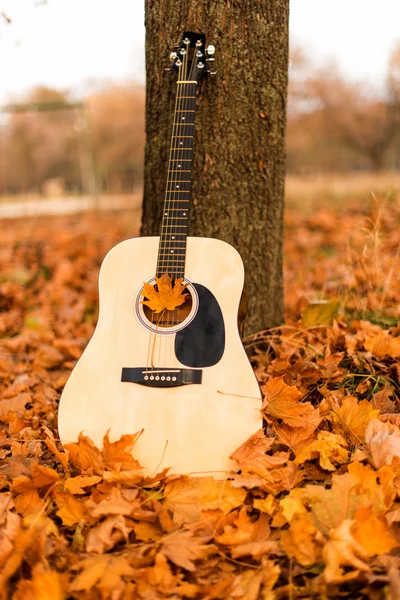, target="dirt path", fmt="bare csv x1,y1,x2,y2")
0,193,142,219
